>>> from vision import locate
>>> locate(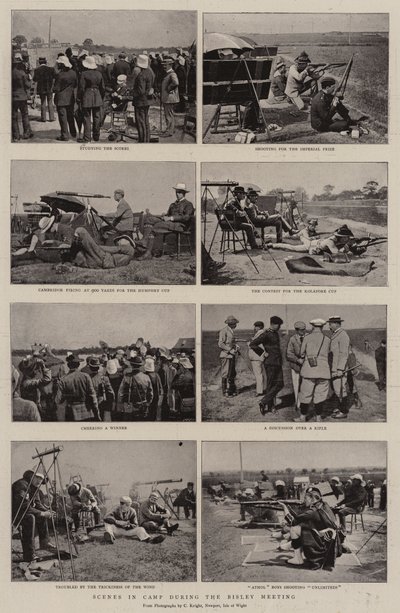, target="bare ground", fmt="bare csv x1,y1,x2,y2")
202,497,386,583
12,519,196,582
202,215,387,287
